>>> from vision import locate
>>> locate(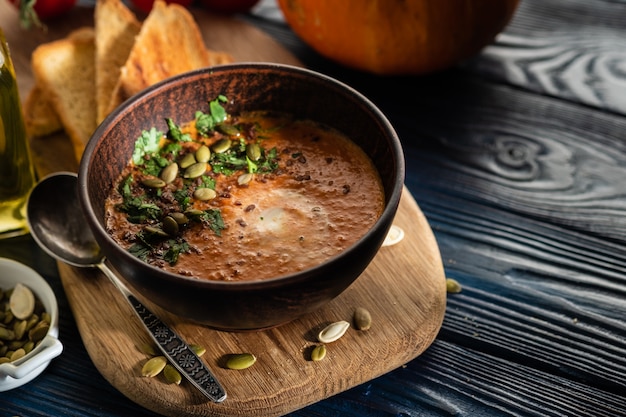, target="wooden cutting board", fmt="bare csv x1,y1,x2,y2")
2,3,447,415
